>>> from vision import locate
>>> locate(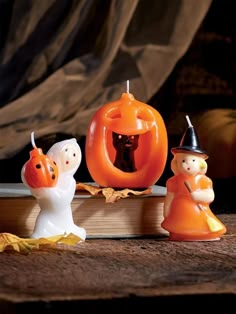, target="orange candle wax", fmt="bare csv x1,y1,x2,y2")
161,116,227,241
85,81,168,189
